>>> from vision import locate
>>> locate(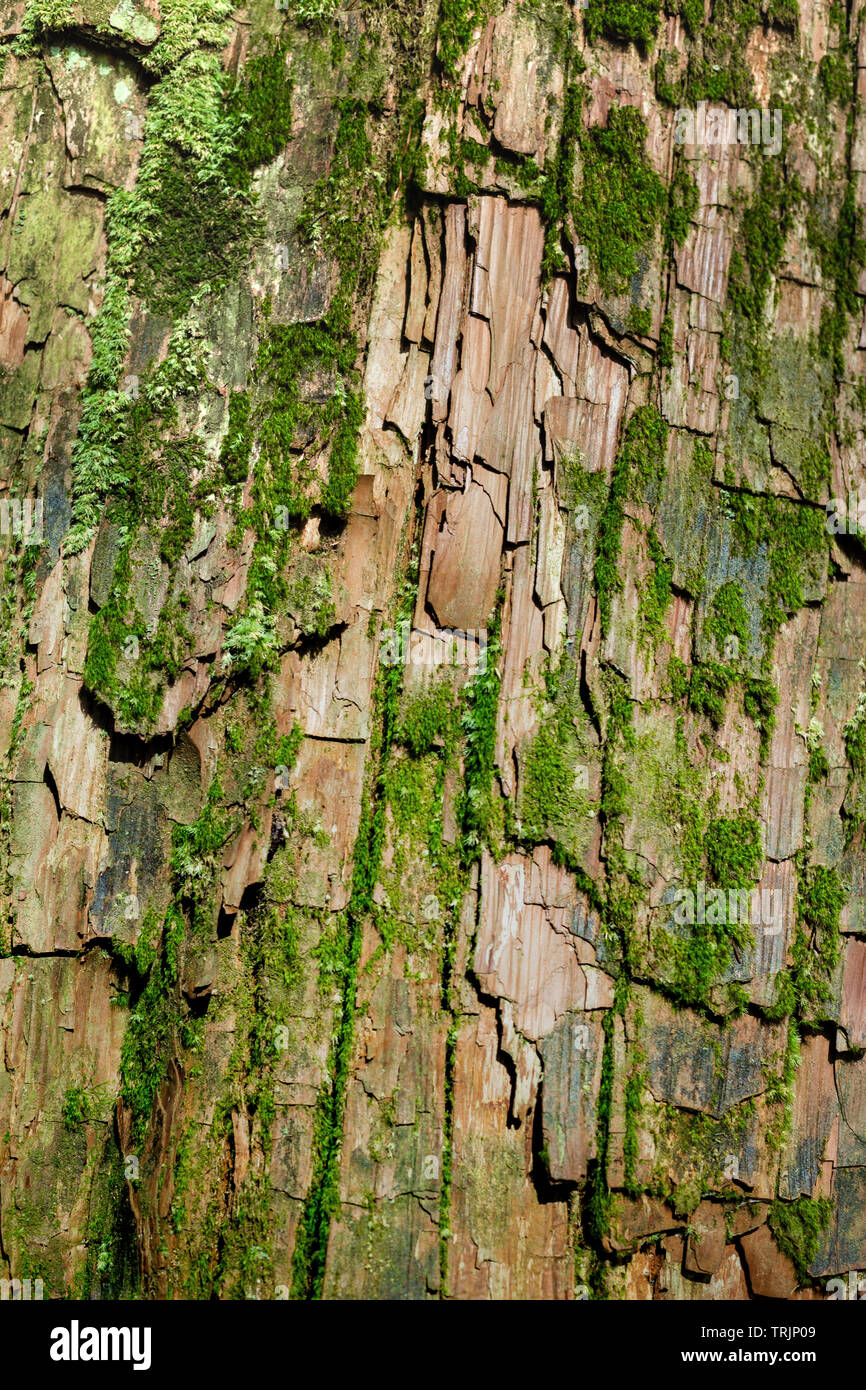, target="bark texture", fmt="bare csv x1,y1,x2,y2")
1,0,865,1300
